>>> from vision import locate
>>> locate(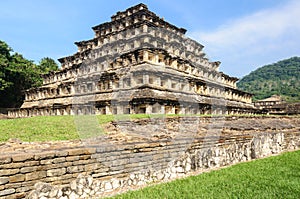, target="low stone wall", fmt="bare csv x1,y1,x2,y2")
0,116,299,198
